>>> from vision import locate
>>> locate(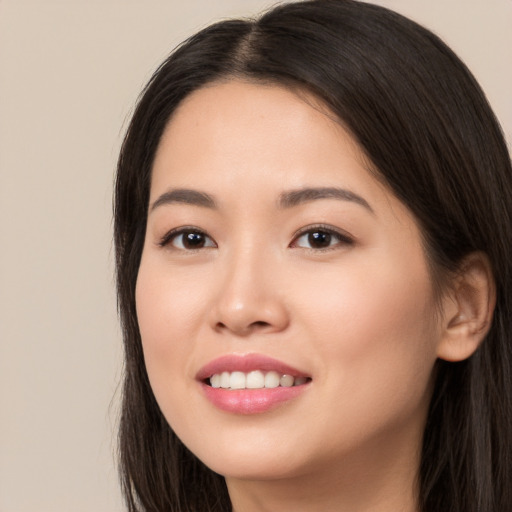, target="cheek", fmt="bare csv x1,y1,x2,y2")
300,252,440,407
136,252,206,338
135,255,202,393
303,252,436,334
